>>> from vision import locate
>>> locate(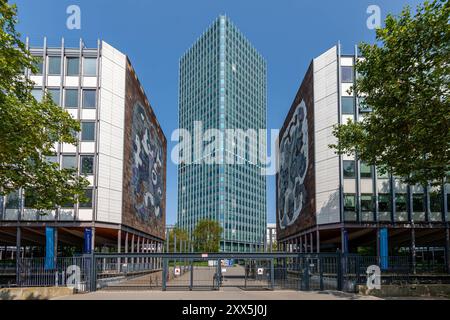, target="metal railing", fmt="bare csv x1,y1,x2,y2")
6,252,450,292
